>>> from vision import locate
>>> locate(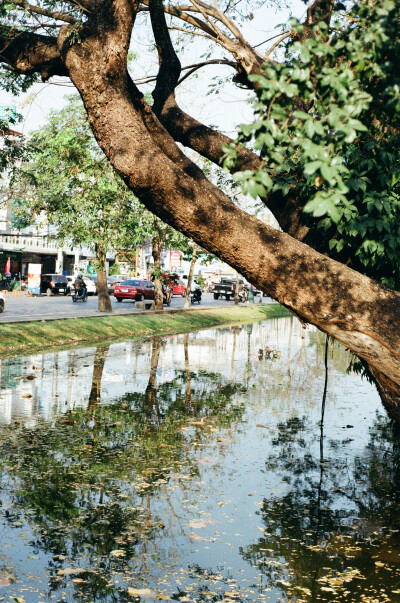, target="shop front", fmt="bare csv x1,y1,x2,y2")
0,250,22,282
